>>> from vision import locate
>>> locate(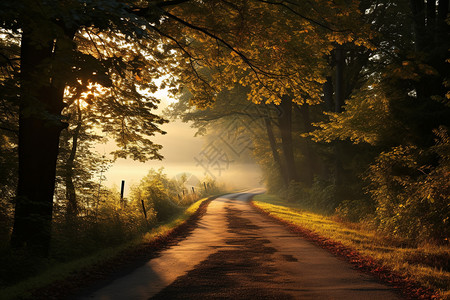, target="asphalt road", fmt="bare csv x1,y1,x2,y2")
78,190,401,300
